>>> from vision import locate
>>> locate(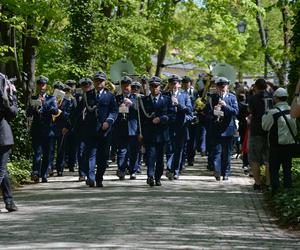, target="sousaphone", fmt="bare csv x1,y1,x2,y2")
211,63,237,84
110,59,135,83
